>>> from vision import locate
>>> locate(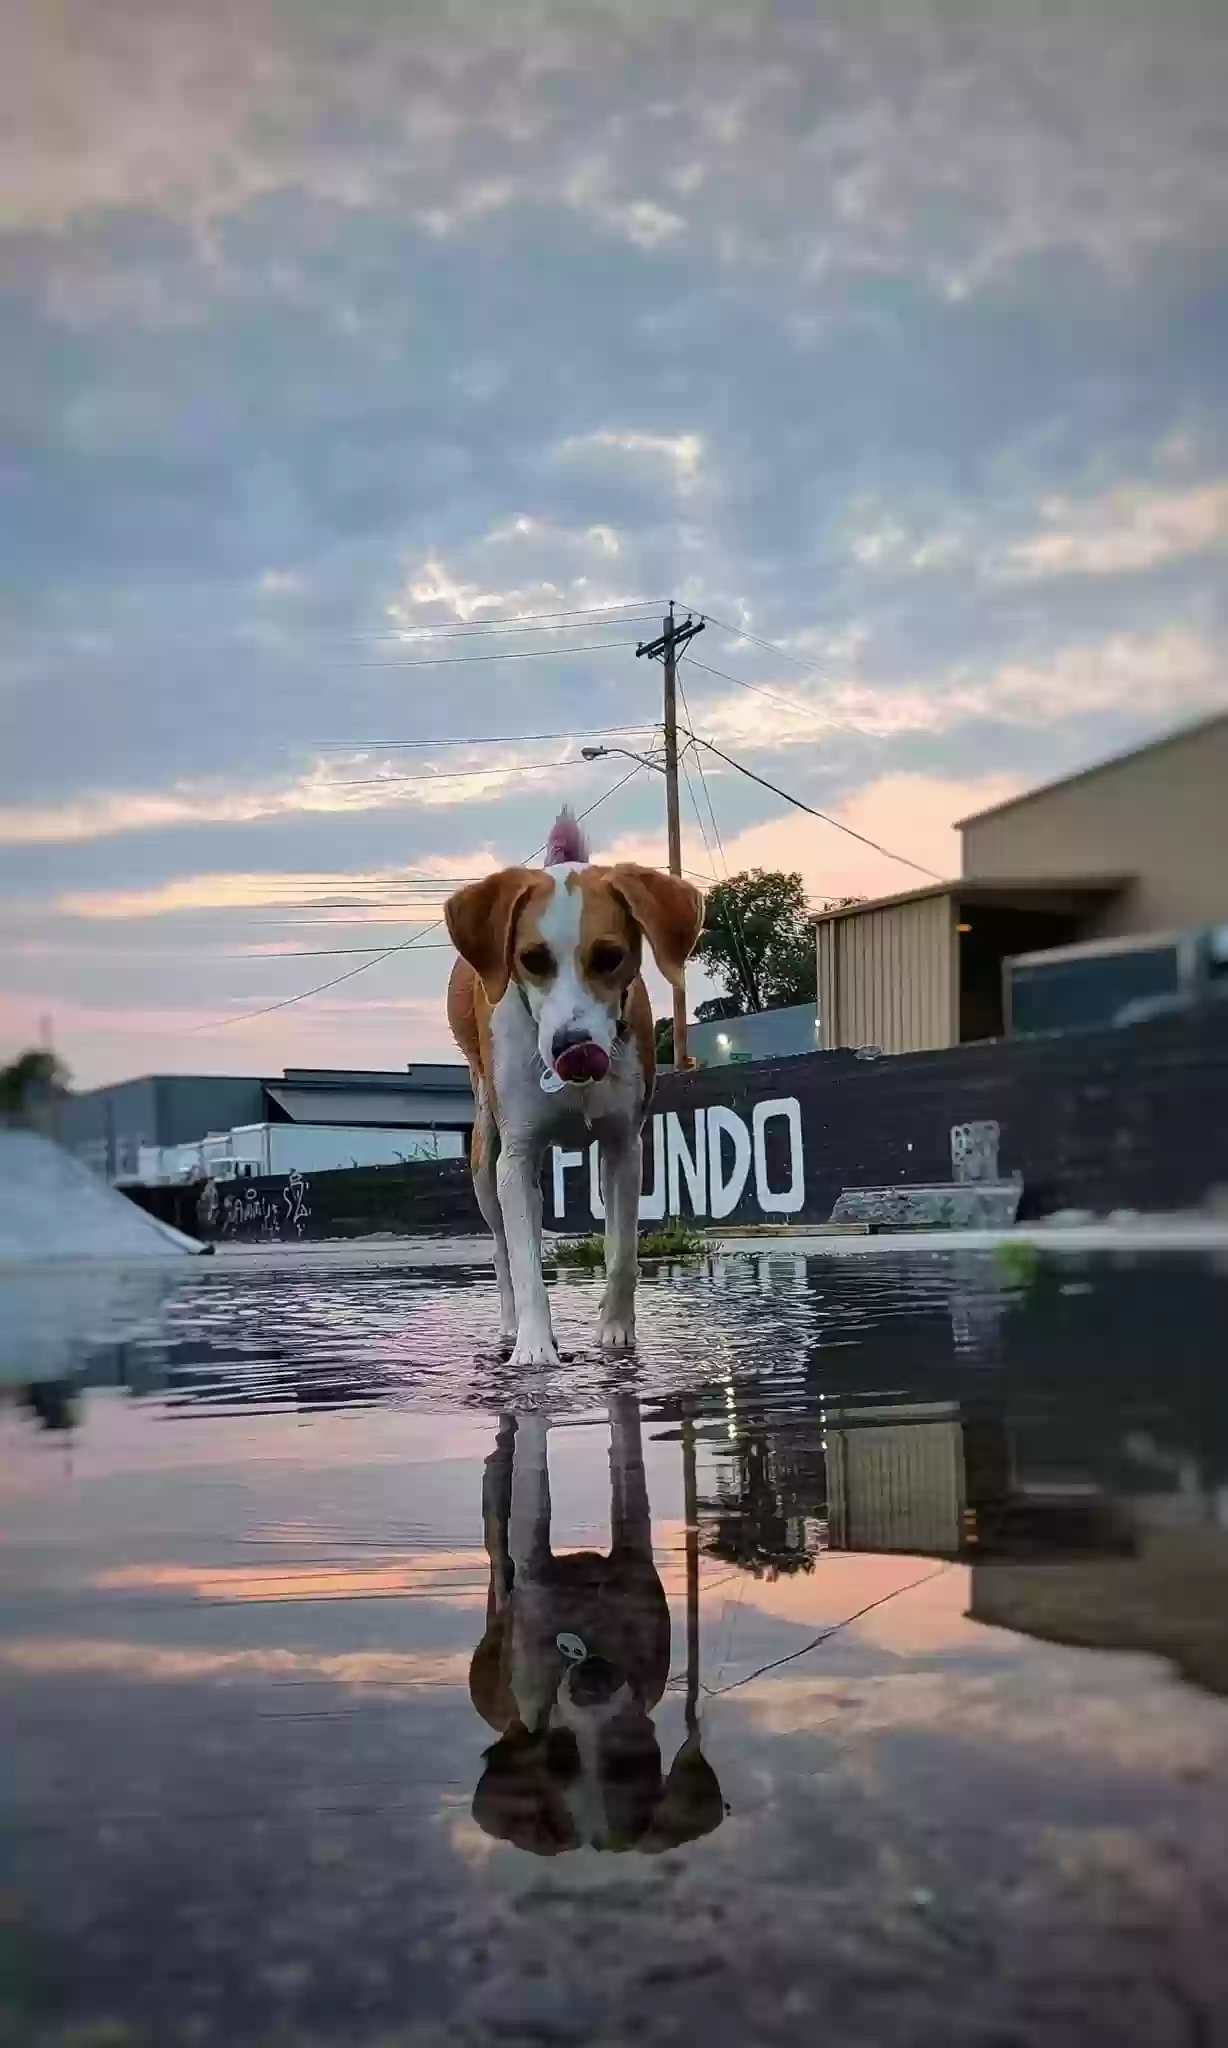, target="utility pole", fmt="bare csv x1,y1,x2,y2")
636,601,704,1067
